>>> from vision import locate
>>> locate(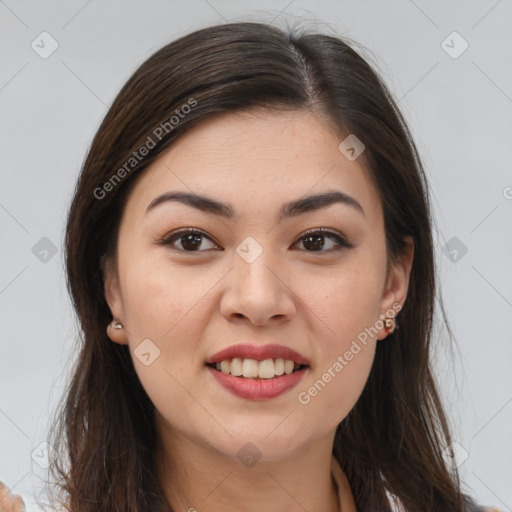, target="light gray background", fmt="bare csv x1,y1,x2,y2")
1,1,511,510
